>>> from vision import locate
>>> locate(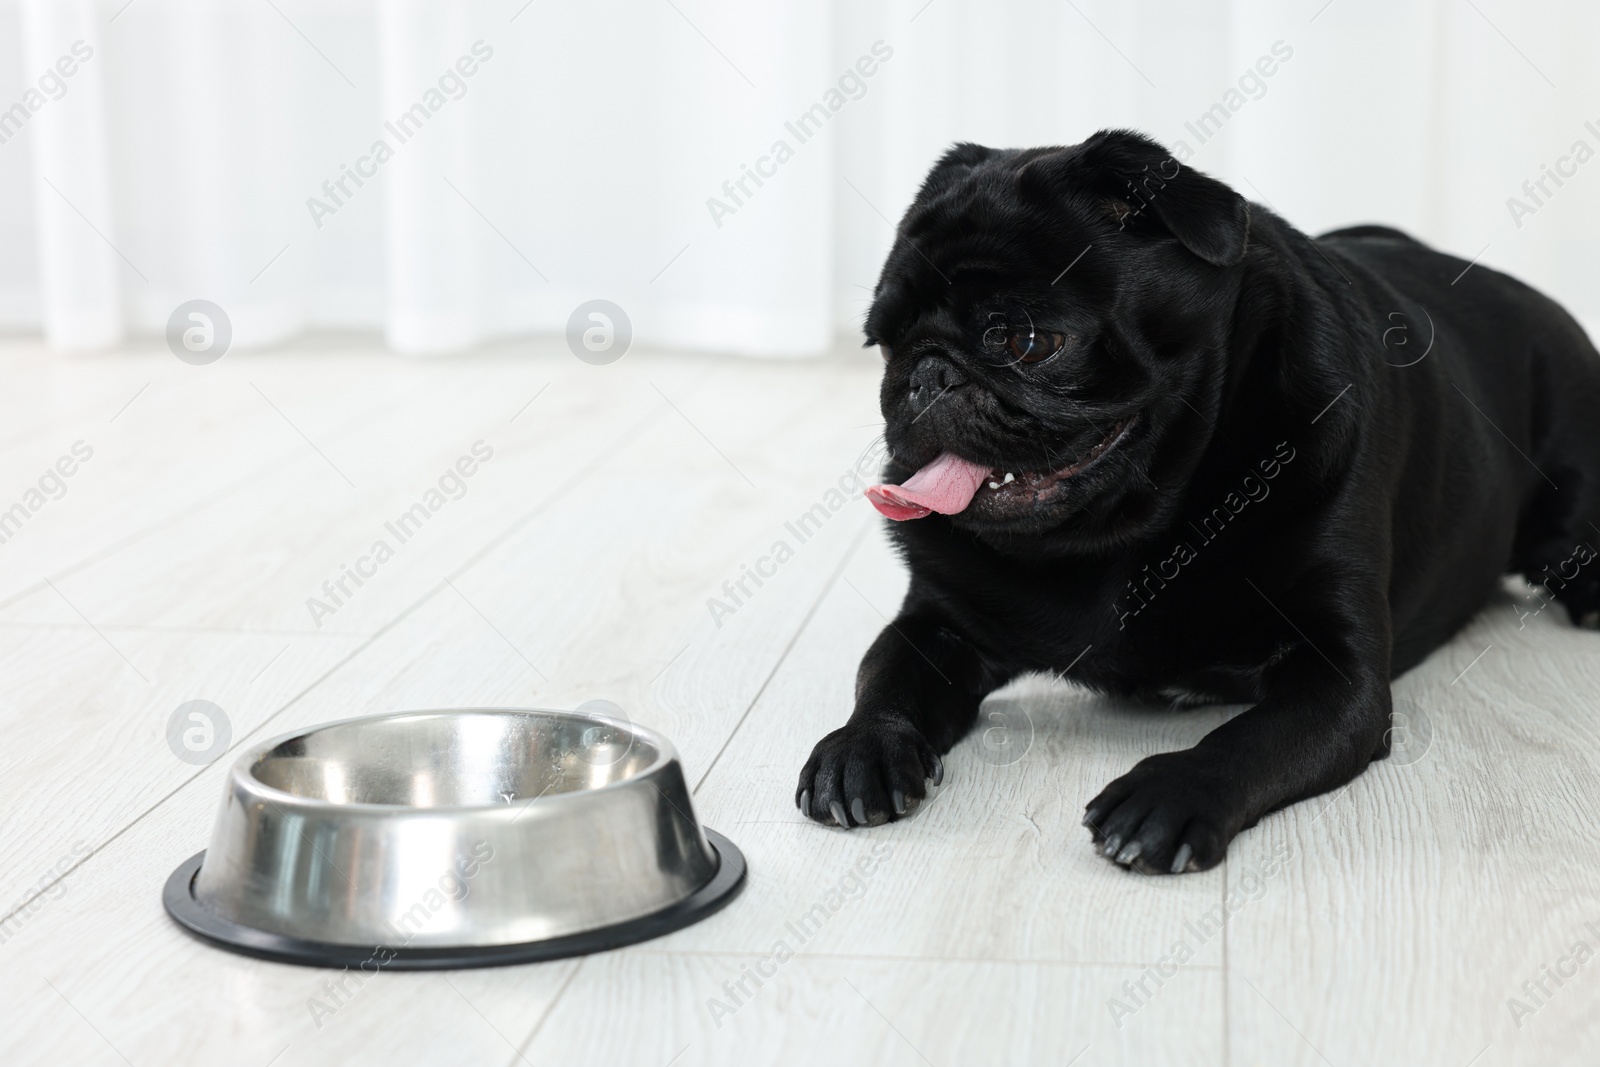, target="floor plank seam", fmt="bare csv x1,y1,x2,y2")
0,371,448,616
690,517,872,796
628,948,1229,970
0,581,439,930
0,395,680,929
1220,852,1230,1067
0,622,358,637
506,959,585,1067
